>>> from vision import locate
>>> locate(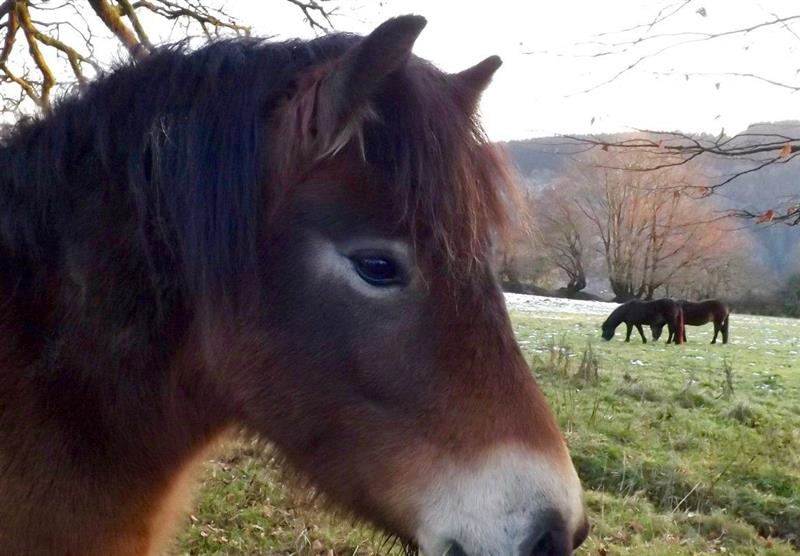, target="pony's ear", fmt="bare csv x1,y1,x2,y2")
451,55,502,112
283,15,426,159
275,16,426,176
318,15,426,132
